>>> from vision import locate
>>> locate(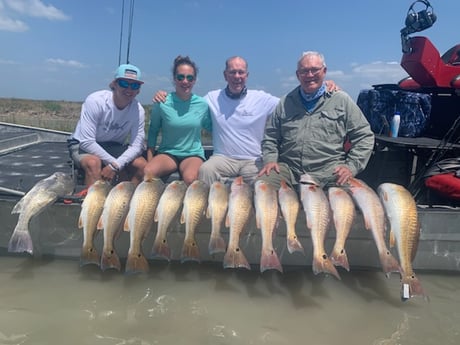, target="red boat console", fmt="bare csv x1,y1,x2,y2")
399,38,460,90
